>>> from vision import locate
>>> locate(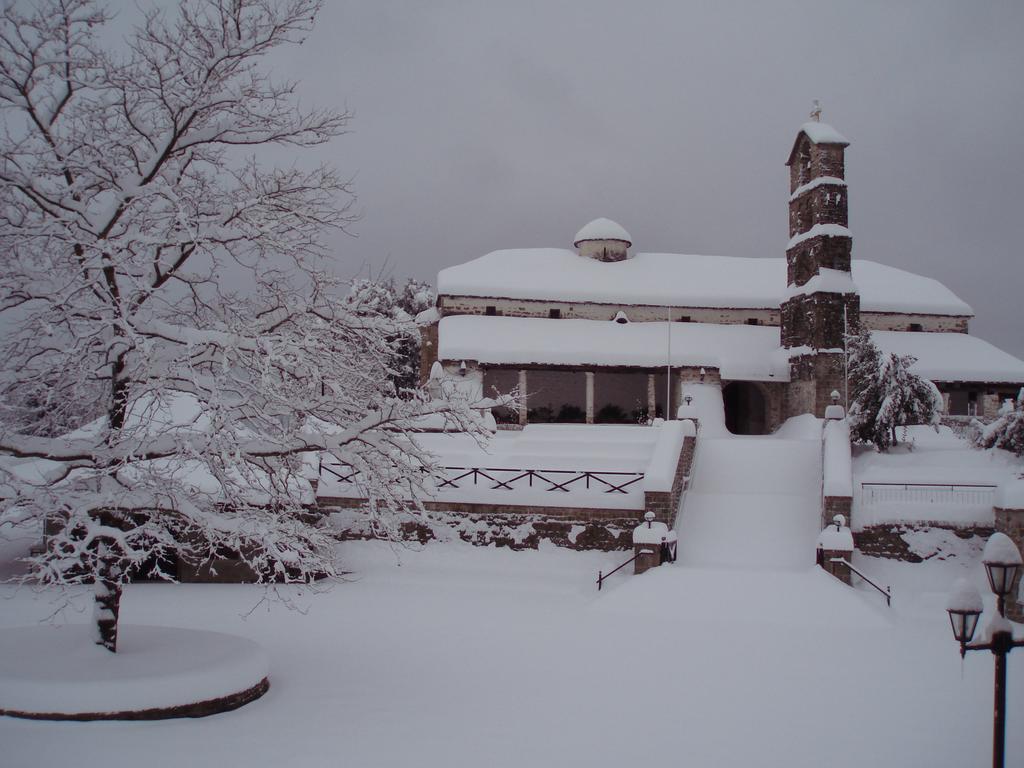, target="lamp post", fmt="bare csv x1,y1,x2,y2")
945,532,1024,768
